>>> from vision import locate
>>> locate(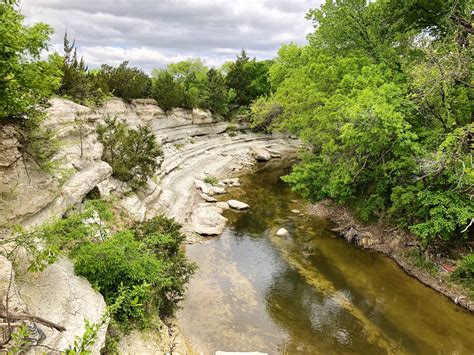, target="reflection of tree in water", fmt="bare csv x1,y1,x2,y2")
229,166,295,236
